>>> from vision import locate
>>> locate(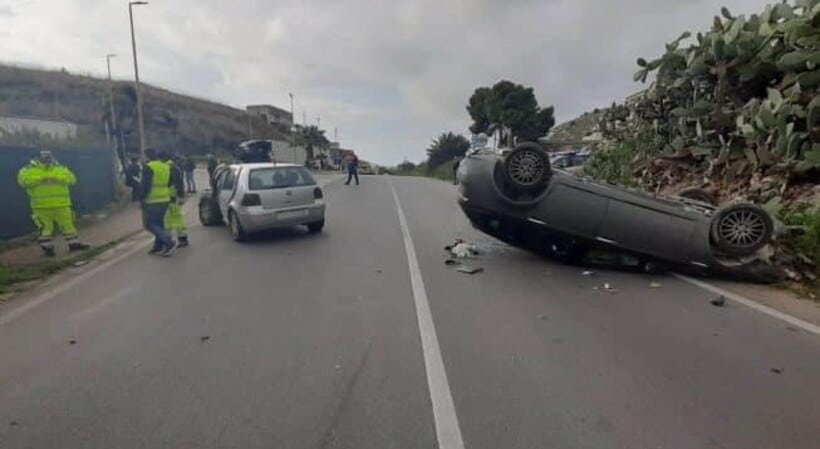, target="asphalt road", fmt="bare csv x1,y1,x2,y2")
1,175,820,449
